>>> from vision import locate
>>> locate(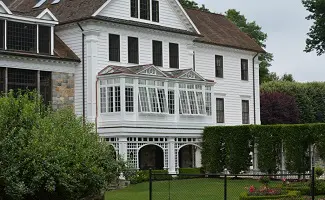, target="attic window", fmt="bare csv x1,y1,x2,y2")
0,20,4,49
7,21,37,52
39,25,51,54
